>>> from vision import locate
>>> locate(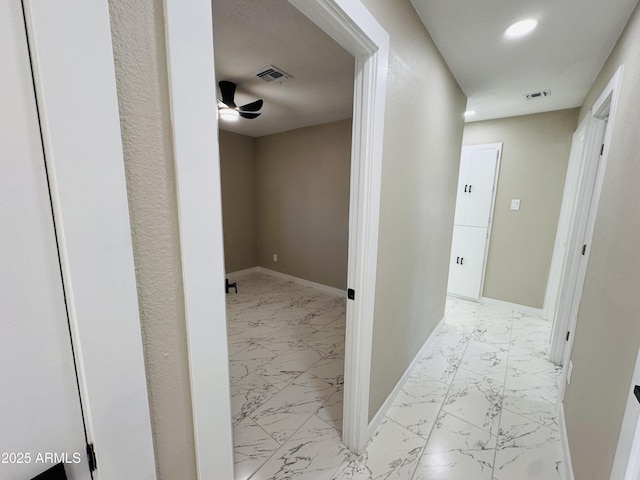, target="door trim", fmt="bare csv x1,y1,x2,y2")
287,0,390,453
554,65,624,395
544,114,590,329
163,1,389,476
23,0,157,477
